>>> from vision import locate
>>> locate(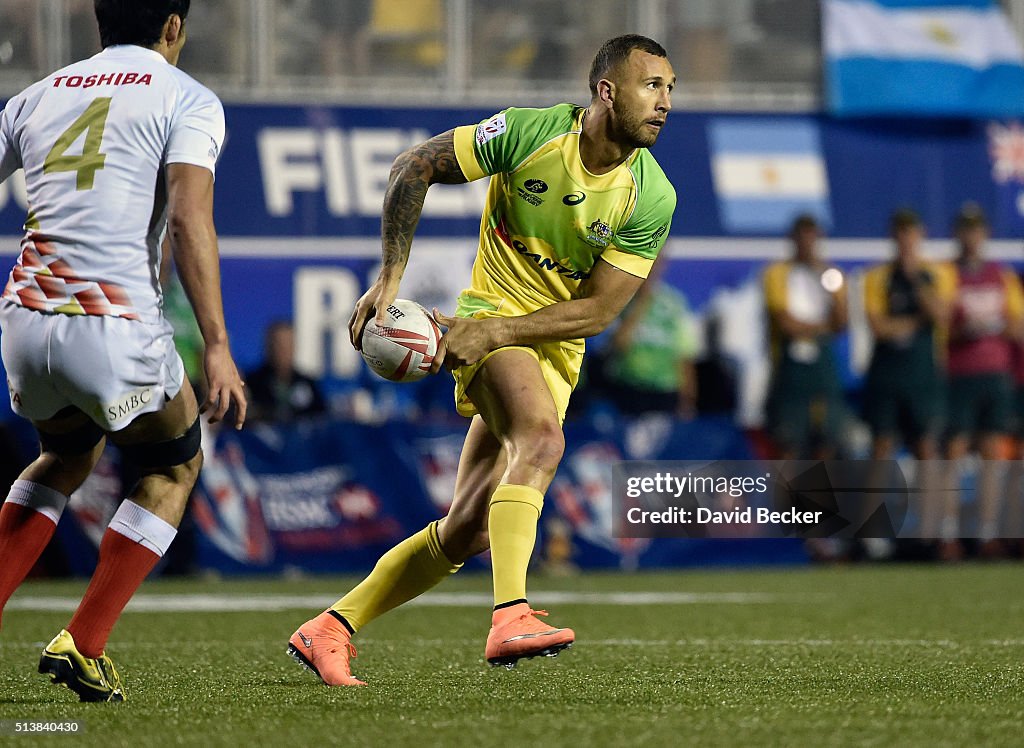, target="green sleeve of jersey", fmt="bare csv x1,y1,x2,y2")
473,105,577,175
612,177,676,262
